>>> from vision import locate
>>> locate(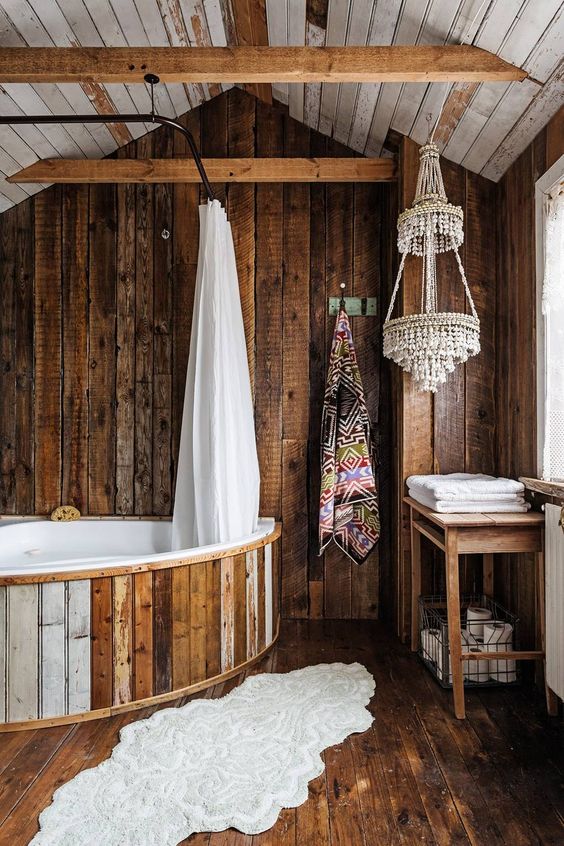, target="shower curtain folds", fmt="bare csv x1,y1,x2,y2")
172,200,260,549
